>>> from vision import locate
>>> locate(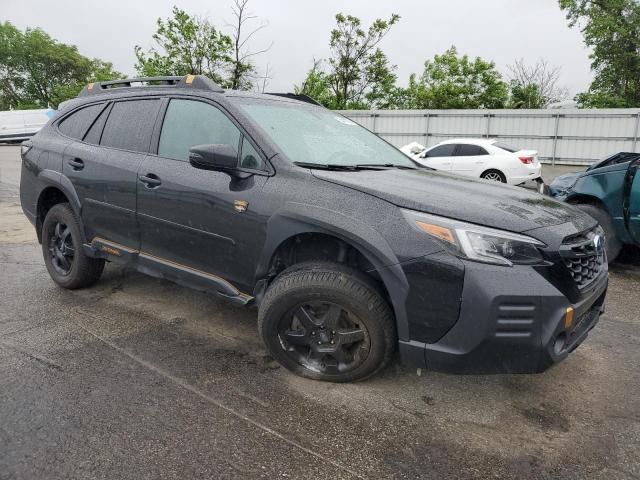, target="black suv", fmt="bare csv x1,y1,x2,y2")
20,75,608,382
